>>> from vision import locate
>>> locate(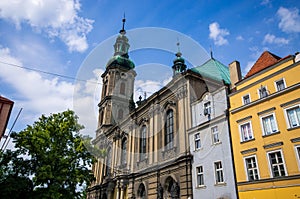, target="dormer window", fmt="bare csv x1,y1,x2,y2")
204,102,211,116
